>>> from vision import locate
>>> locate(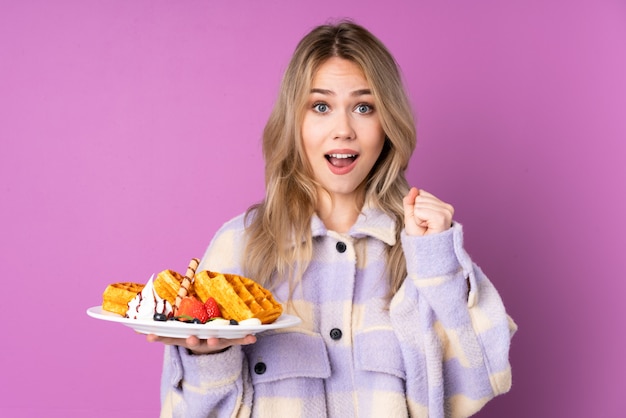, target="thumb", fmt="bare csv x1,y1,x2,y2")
403,187,419,210
403,187,424,235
